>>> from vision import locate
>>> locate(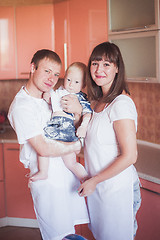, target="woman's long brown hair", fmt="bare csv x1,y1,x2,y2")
87,42,130,103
